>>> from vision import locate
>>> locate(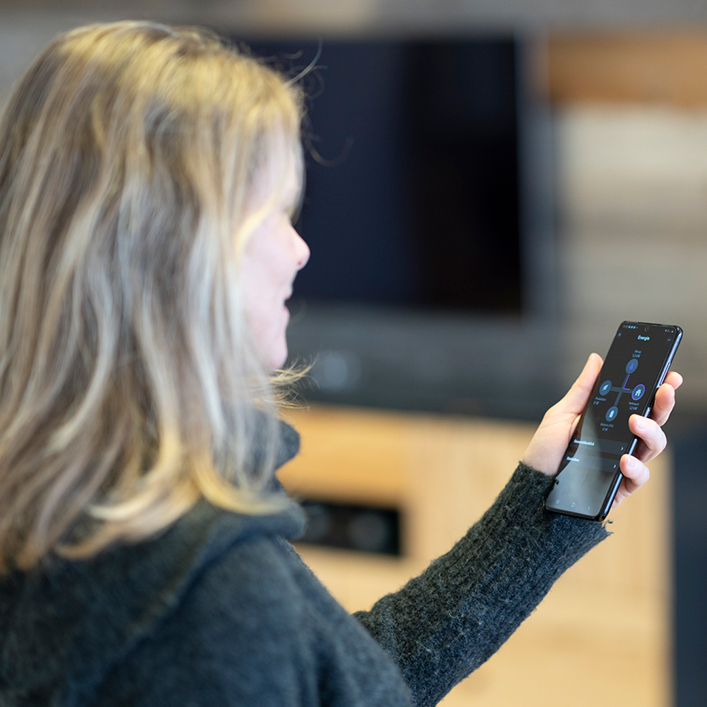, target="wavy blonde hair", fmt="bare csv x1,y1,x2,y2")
0,21,305,571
